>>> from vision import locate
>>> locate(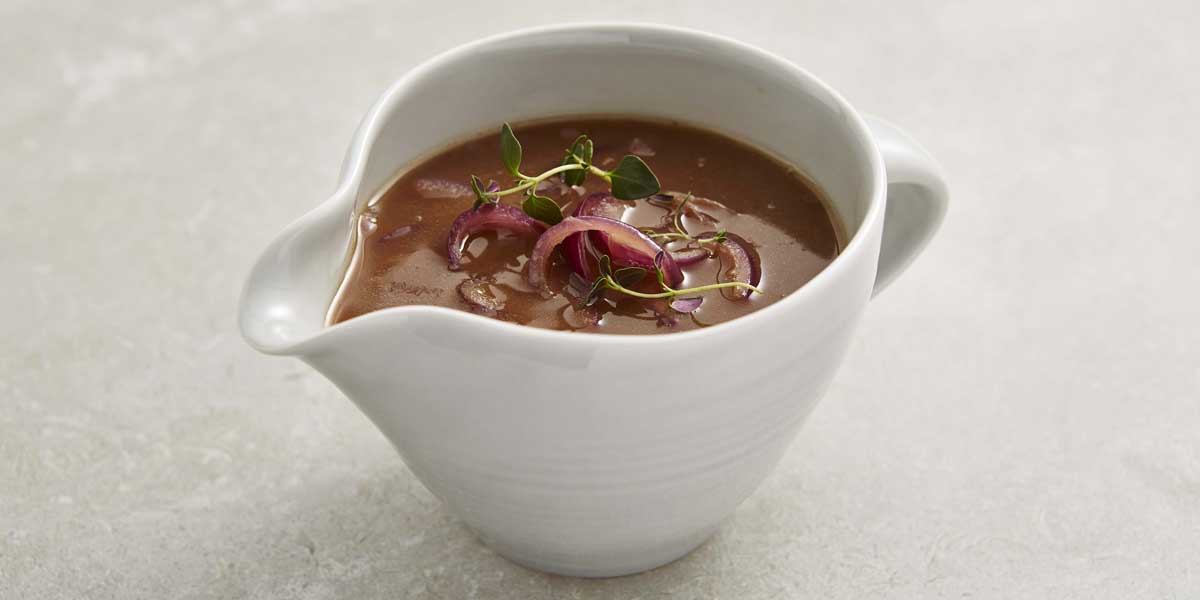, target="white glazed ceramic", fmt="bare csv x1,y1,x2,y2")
239,23,948,577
